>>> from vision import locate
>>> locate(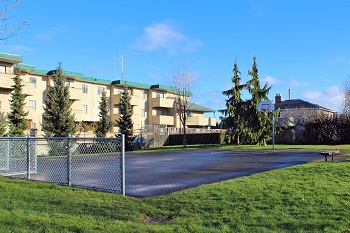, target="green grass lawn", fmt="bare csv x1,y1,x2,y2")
1,159,349,232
